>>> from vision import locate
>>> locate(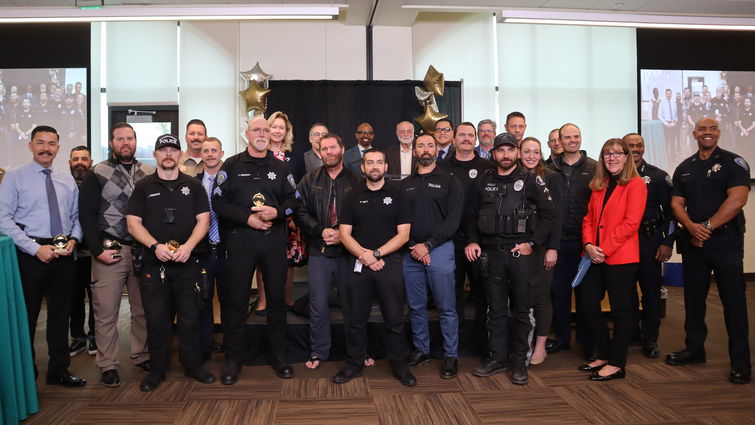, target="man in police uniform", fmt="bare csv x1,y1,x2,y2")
126,134,215,392
624,133,676,358
213,116,297,385
333,149,416,386
401,133,463,379
667,117,751,384
437,122,495,355
0,125,86,387
465,132,556,385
